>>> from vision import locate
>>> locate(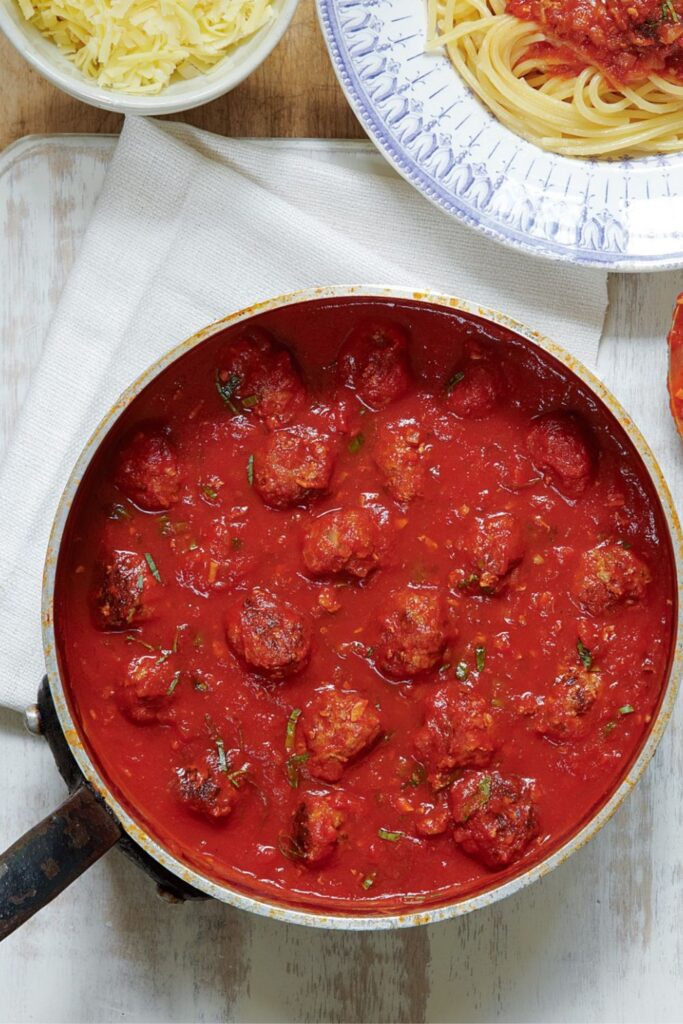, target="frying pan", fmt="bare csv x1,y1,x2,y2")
1,285,681,939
